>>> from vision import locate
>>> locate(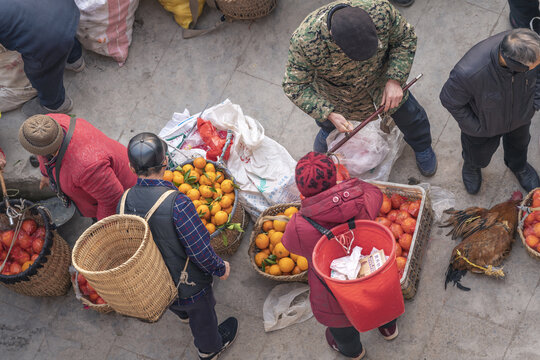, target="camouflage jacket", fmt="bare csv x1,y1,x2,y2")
282,0,417,125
